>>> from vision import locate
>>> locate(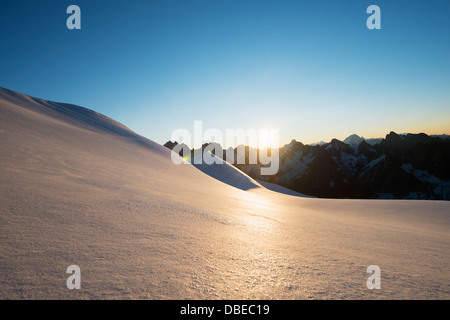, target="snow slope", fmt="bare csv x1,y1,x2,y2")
0,87,449,299
191,152,262,191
